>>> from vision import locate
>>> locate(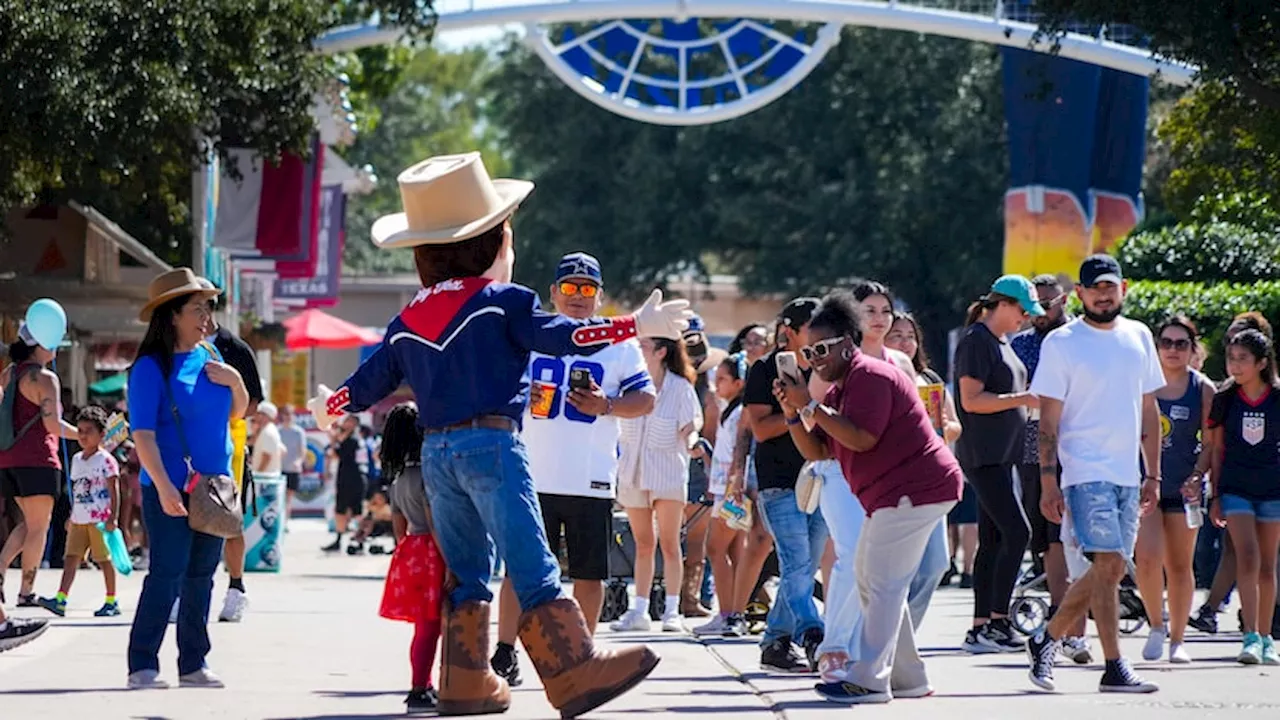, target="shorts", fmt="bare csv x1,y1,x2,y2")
0,466,61,498
538,493,612,580
284,472,301,492
948,480,978,525
617,482,687,509
335,474,366,516
1158,496,1186,514
66,523,110,563
1064,482,1139,557
1019,464,1062,554
1220,494,1280,522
